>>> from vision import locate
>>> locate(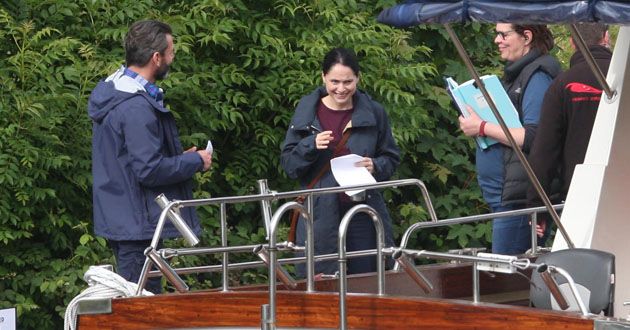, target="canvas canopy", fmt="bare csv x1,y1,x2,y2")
377,1,630,27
